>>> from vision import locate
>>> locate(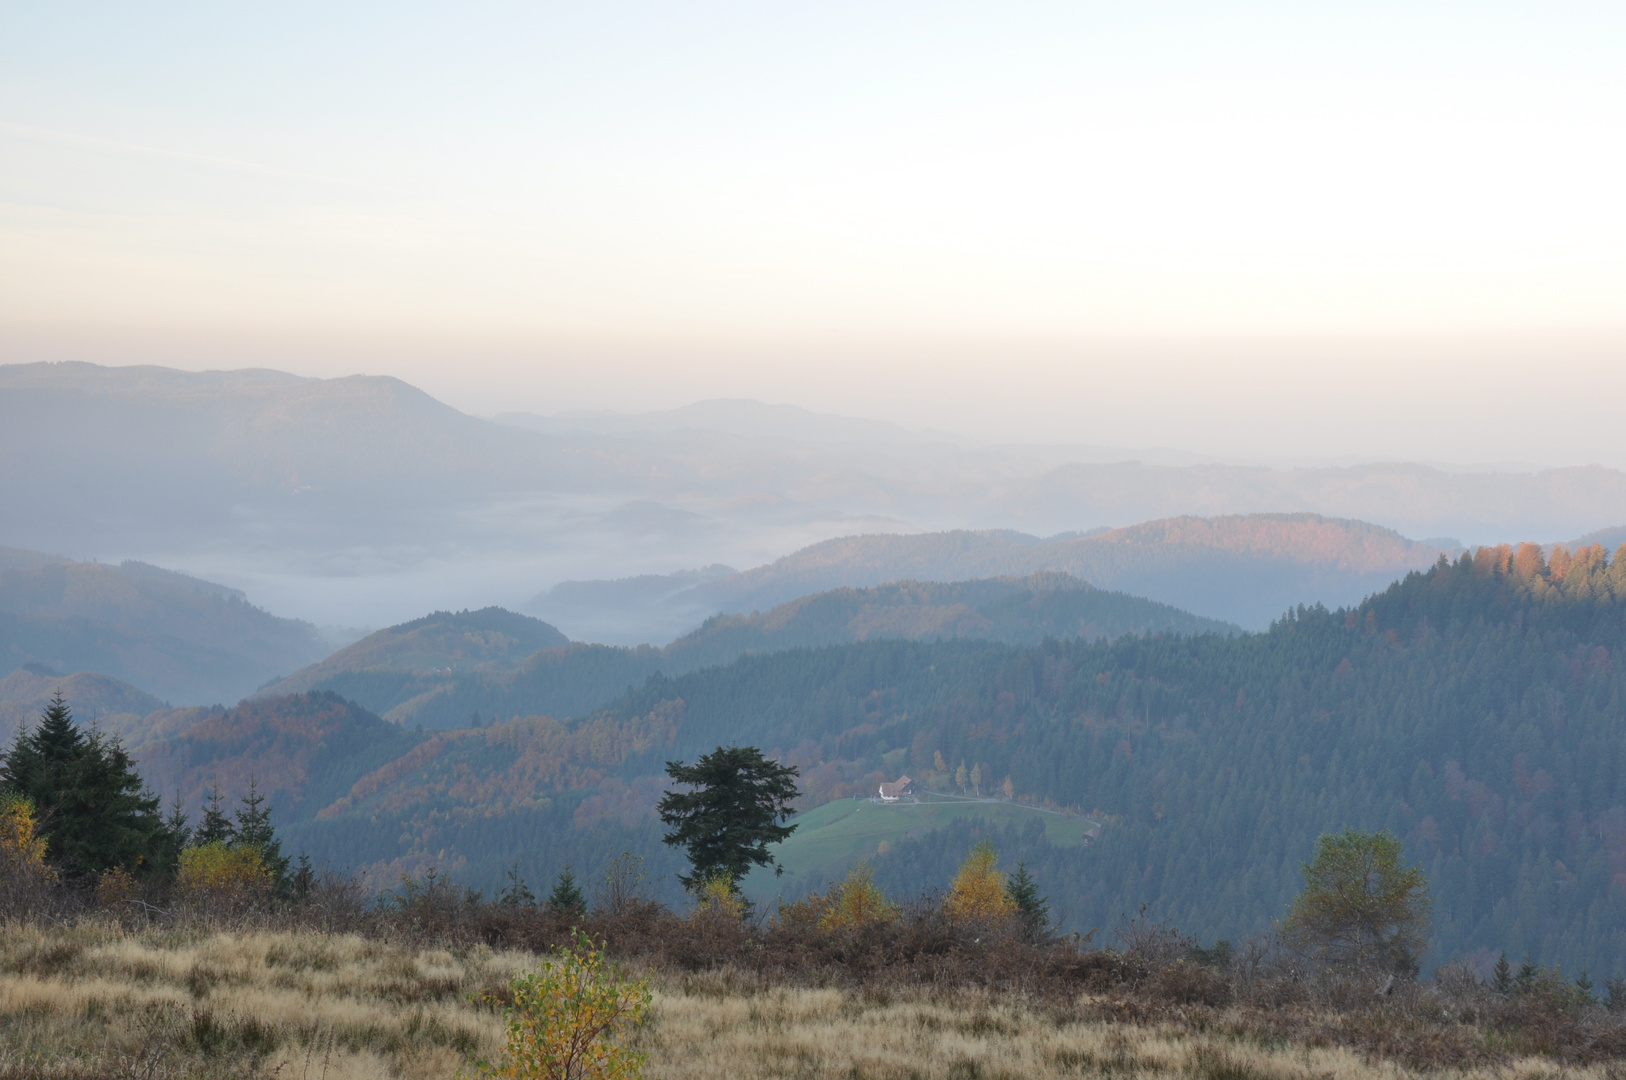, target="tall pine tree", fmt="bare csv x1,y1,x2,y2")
234,776,290,887
0,693,173,880
194,782,235,846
